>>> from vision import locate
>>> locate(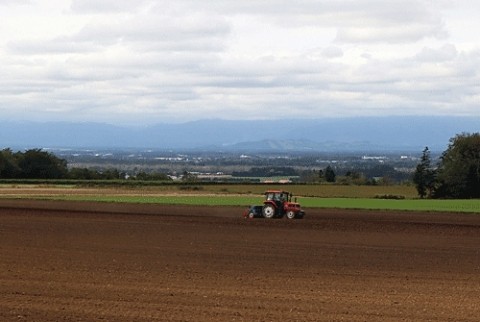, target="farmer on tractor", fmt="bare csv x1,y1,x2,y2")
244,190,305,219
